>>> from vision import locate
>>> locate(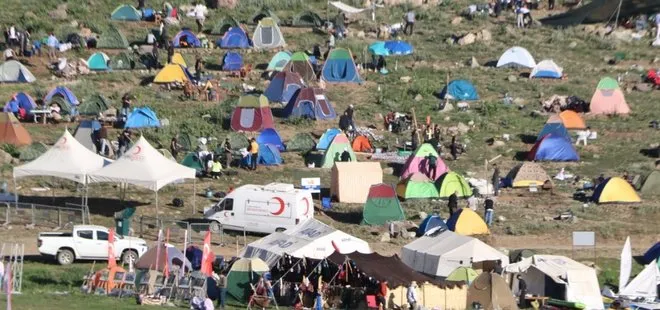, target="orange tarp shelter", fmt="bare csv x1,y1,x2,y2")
352,135,372,152
0,112,32,146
